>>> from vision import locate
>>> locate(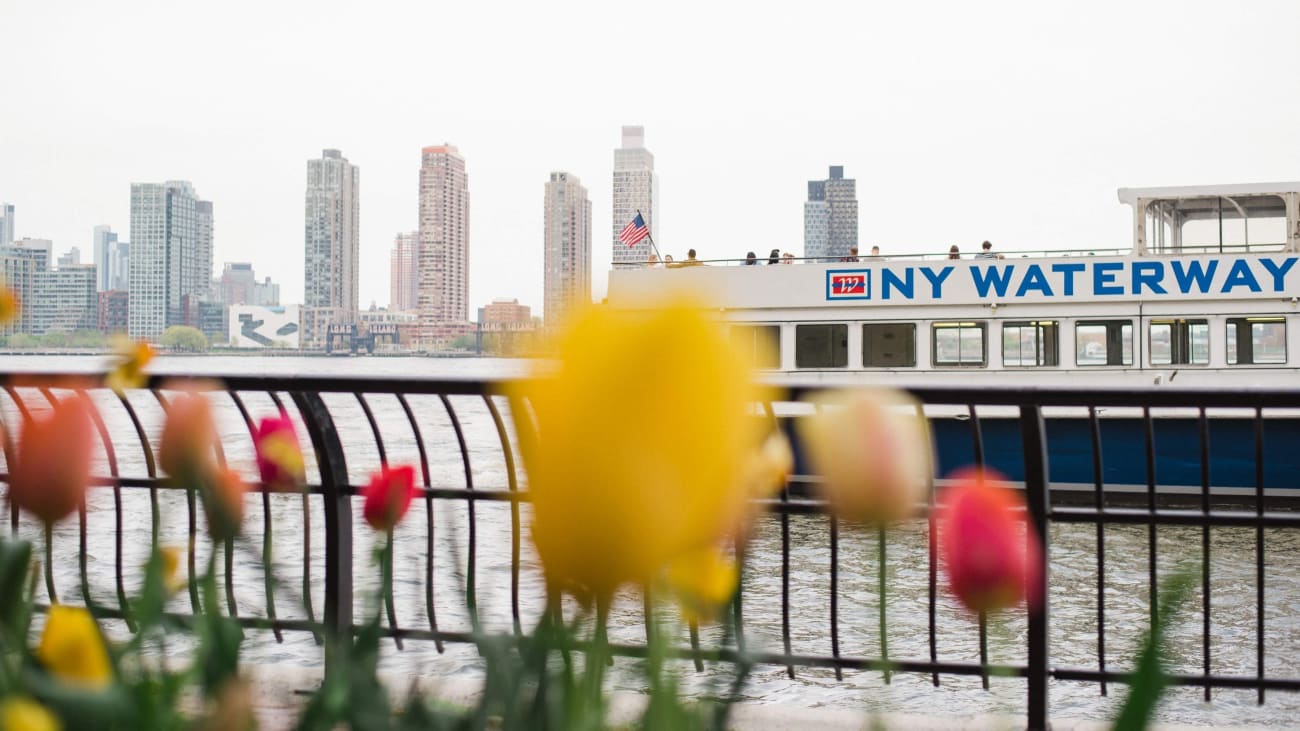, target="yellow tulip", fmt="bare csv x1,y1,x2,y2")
0,696,61,731
665,547,738,624
35,606,112,689
0,286,19,327
509,299,770,601
159,546,186,595
797,388,934,525
104,337,154,396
